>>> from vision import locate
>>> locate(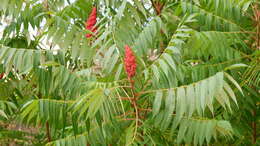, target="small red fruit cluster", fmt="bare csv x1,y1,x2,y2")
85,7,97,38
124,45,136,78
0,73,4,79
85,7,137,79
